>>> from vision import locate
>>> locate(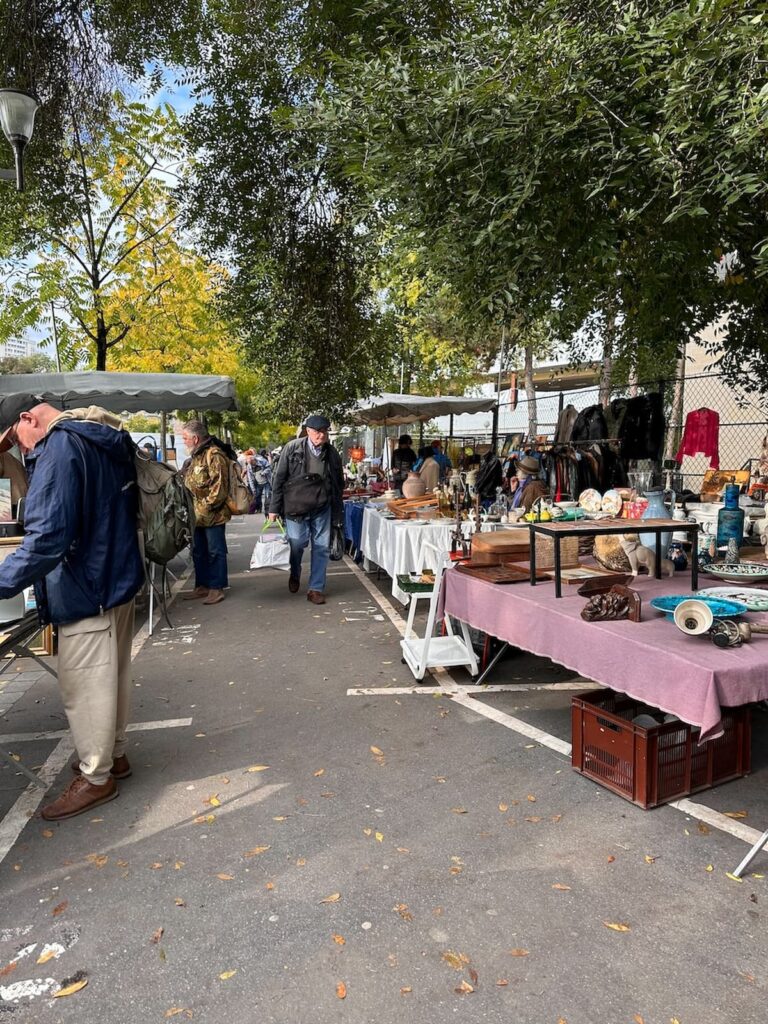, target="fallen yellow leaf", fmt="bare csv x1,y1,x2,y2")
705,864,714,873
552,883,571,891
498,803,508,812
332,934,346,945
508,948,529,957
724,810,748,819
320,892,341,904
54,978,88,998
265,882,274,890
36,949,58,965
726,872,744,883
174,860,184,870
441,950,470,969
296,858,306,866
175,898,186,907
370,746,384,756
336,981,347,999
246,765,269,773
451,807,468,814
394,903,413,921
527,795,536,802
151,862,163,870
603,922,631,932
496,979,509,987
273,815,288,822
216,873,234,881
208,796,221,807
244,846,270,858
634,1015,645,1024
42,829,54,838
219,970,237,980
396,847,410,854
375,832,384,842
314,768,325,777
165,1009,191,1019
400,986,412,994
86,853,108,868
455,980,474,994
644,855,656,864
